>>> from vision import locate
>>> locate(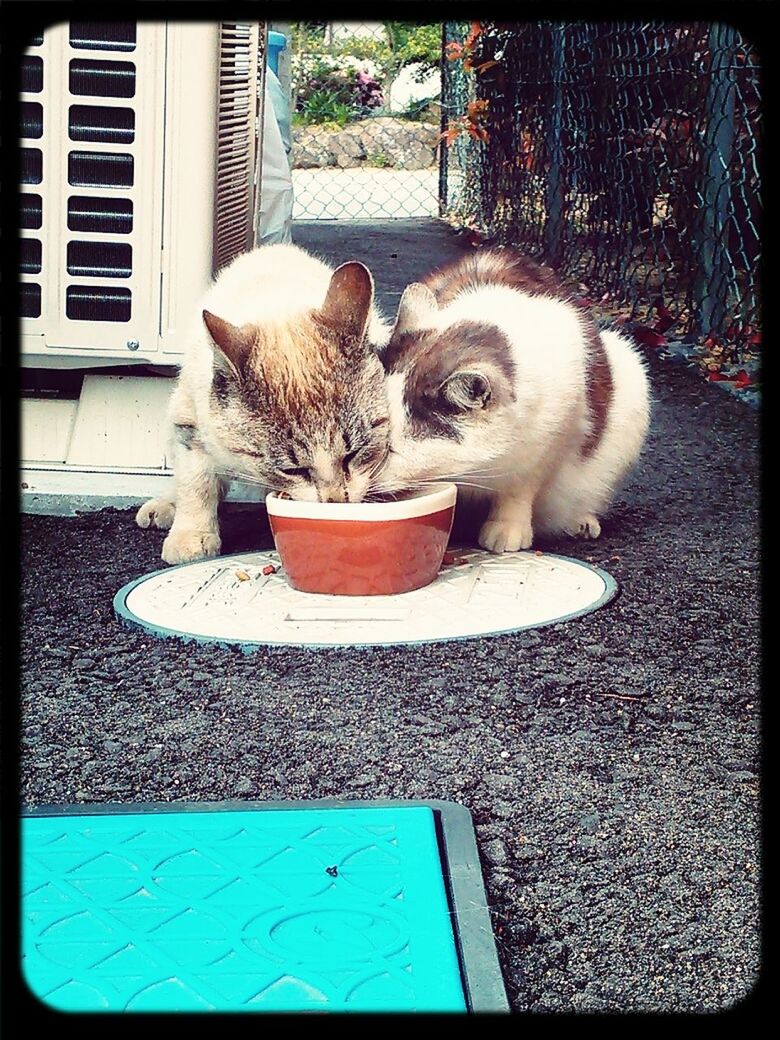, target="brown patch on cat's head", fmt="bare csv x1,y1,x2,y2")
386,319,516,439
205,260,377,424
421,247,567,307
